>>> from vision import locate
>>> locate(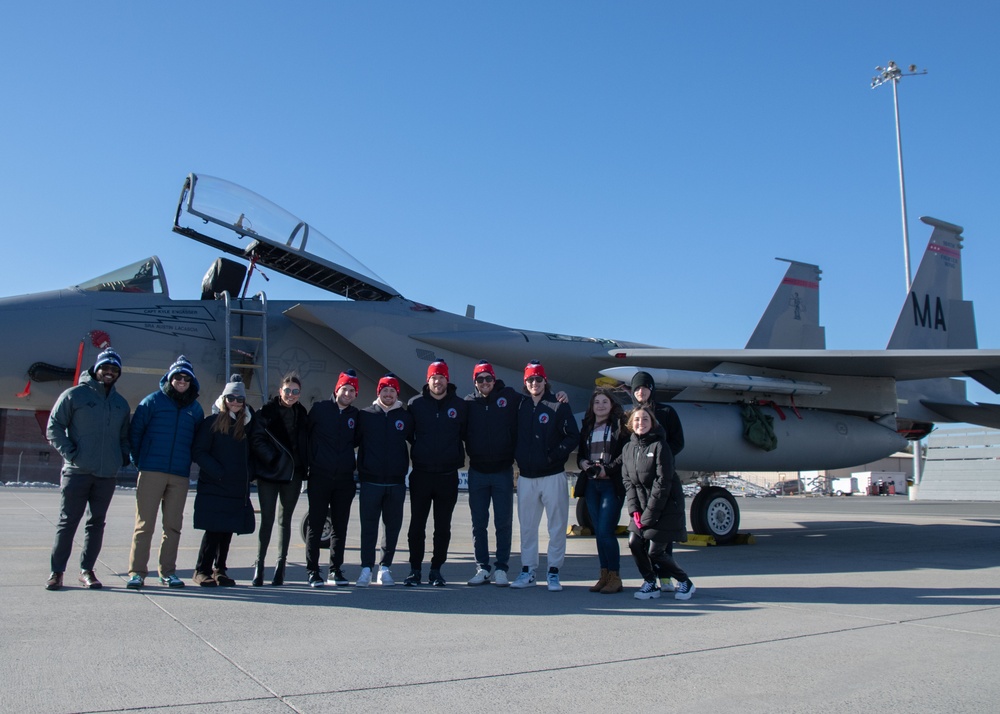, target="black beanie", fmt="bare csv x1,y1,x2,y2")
631,371,655,391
